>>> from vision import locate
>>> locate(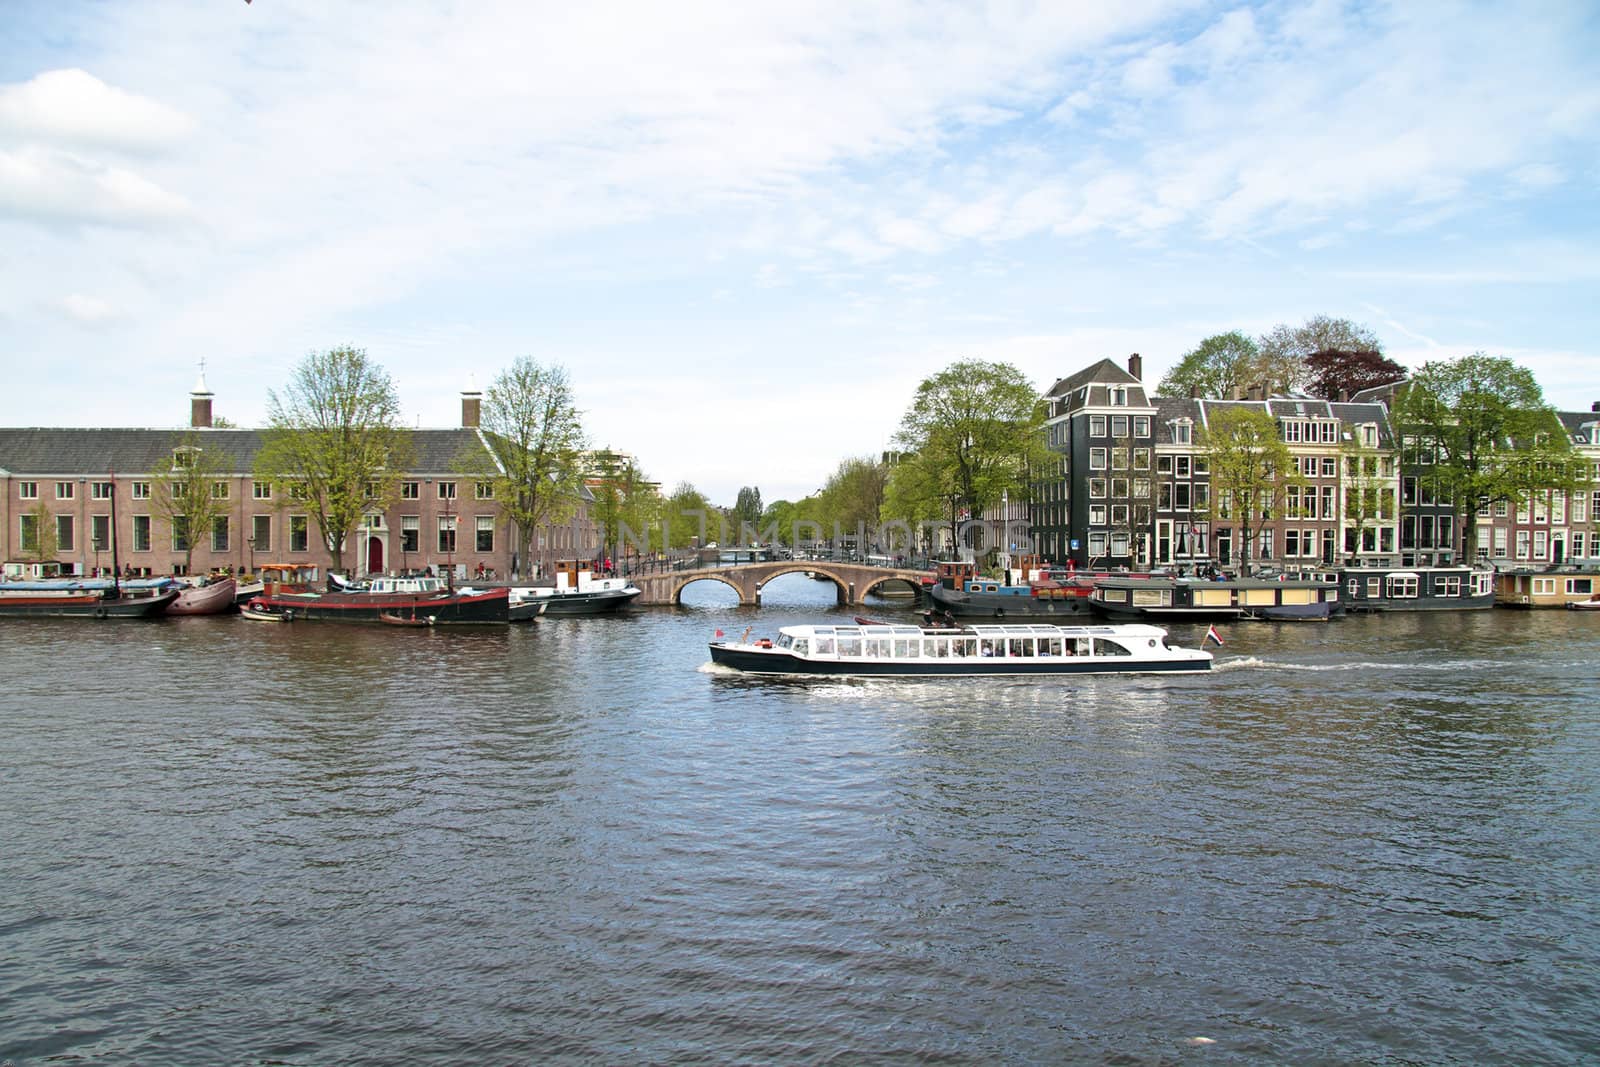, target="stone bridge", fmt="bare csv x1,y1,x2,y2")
630,561,933,607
